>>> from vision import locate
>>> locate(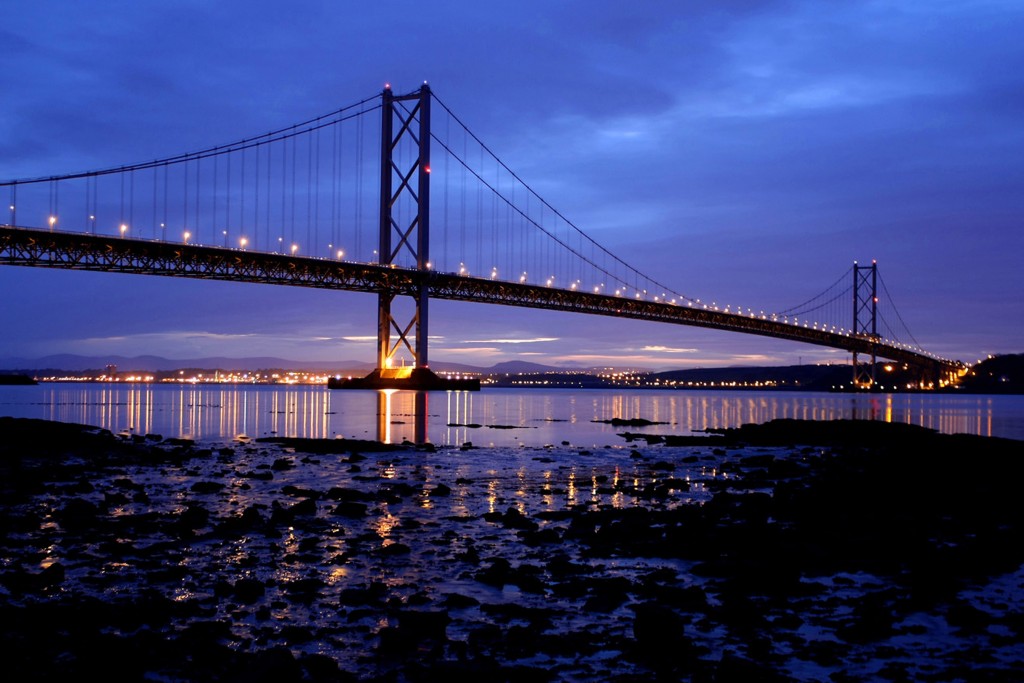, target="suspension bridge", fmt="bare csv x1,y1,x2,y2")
0,83,963,390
